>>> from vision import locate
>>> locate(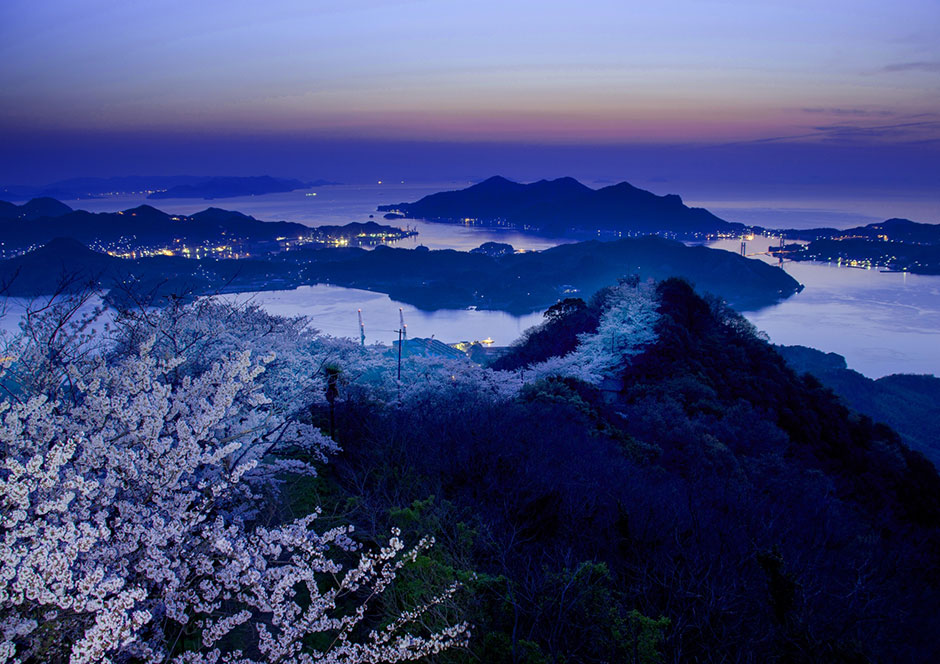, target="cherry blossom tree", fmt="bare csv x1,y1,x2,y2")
0,274,665,662
524,280,660,384
0,298,468,663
